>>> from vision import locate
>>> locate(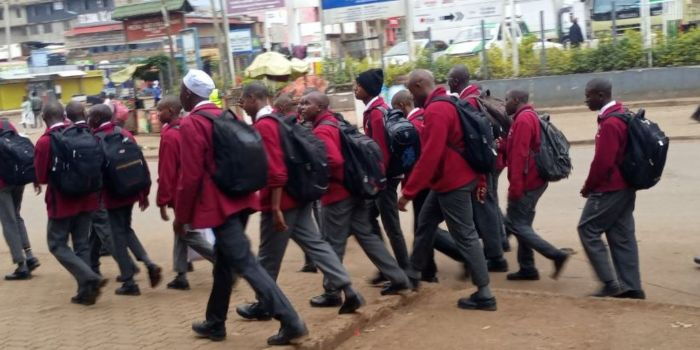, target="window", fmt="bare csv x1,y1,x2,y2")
97,0,104,8
53,2,64,11
85,0,91,10
30,25,39,35
15,7,21,18
63,21,71,31
44,23,53,33
0,9,4,21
